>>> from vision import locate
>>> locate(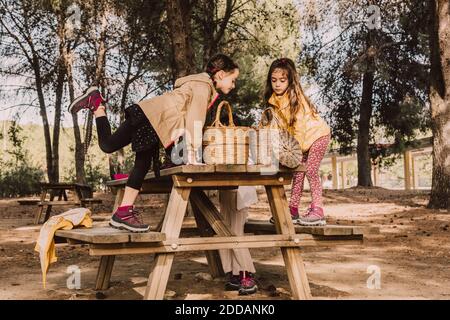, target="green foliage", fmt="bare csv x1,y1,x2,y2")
0,164,44,197
190,0,302,125
0,120,44,197
299,0,431,161
64,155,111,192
